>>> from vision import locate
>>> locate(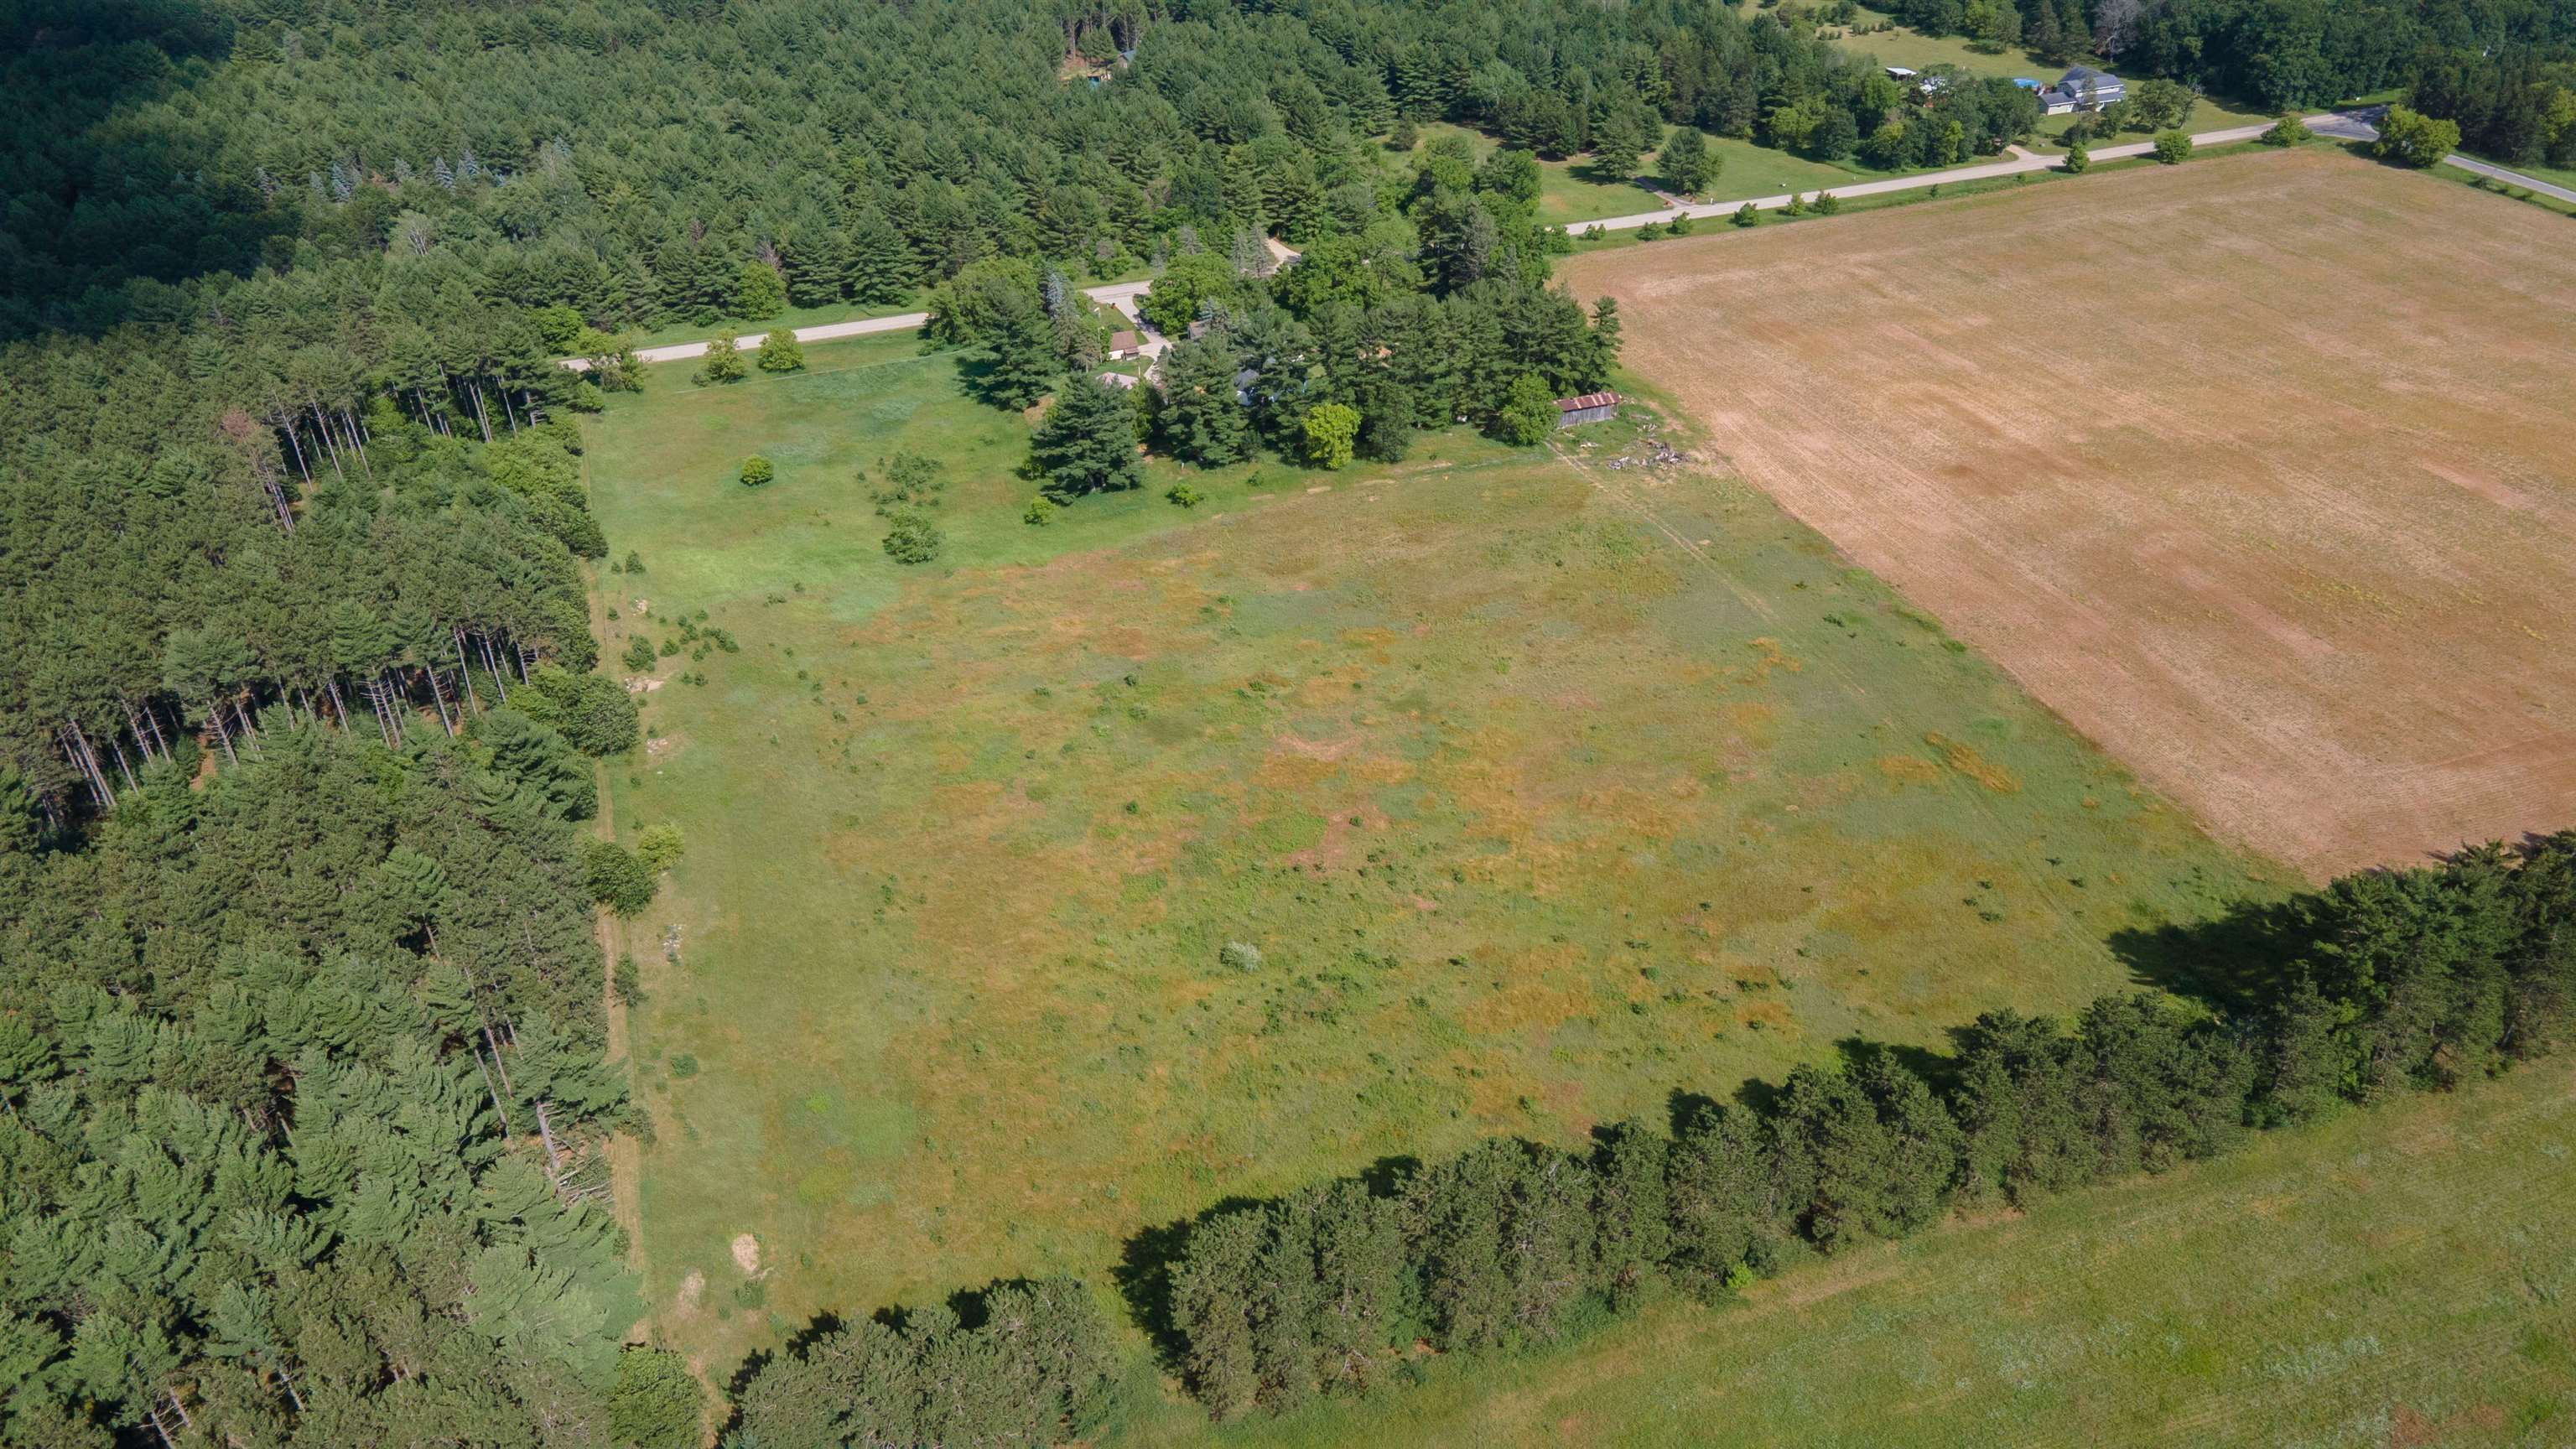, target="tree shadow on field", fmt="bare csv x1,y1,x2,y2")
2110,893,2317,1016
1836,1035,1962,1096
